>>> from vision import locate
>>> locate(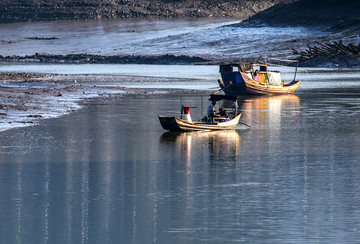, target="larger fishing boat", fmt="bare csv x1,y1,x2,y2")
218,58,303,95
